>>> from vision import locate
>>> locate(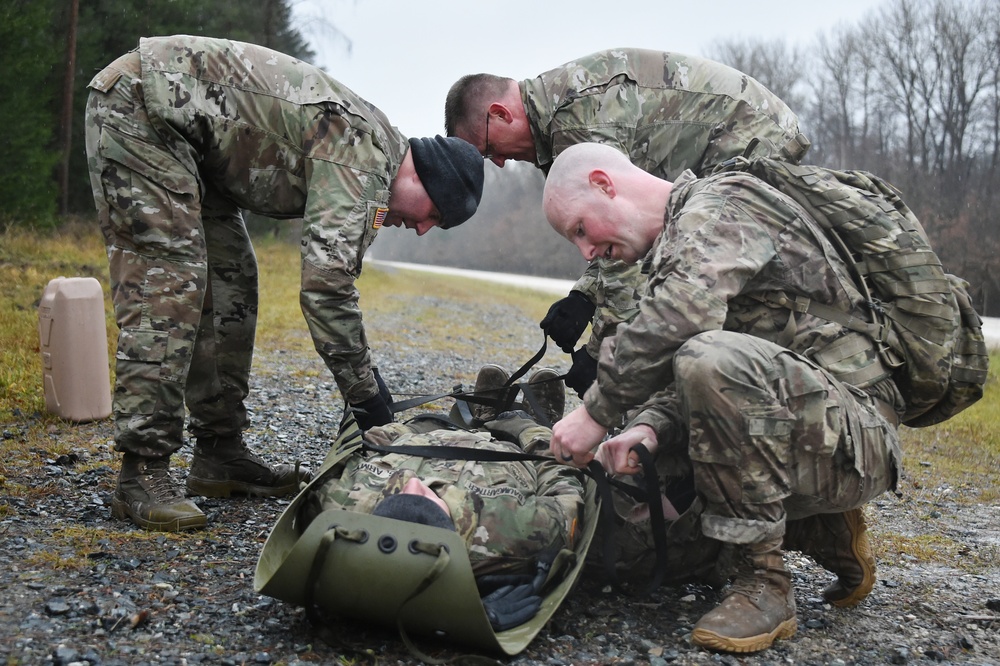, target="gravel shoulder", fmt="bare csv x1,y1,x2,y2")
1,289,999,666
